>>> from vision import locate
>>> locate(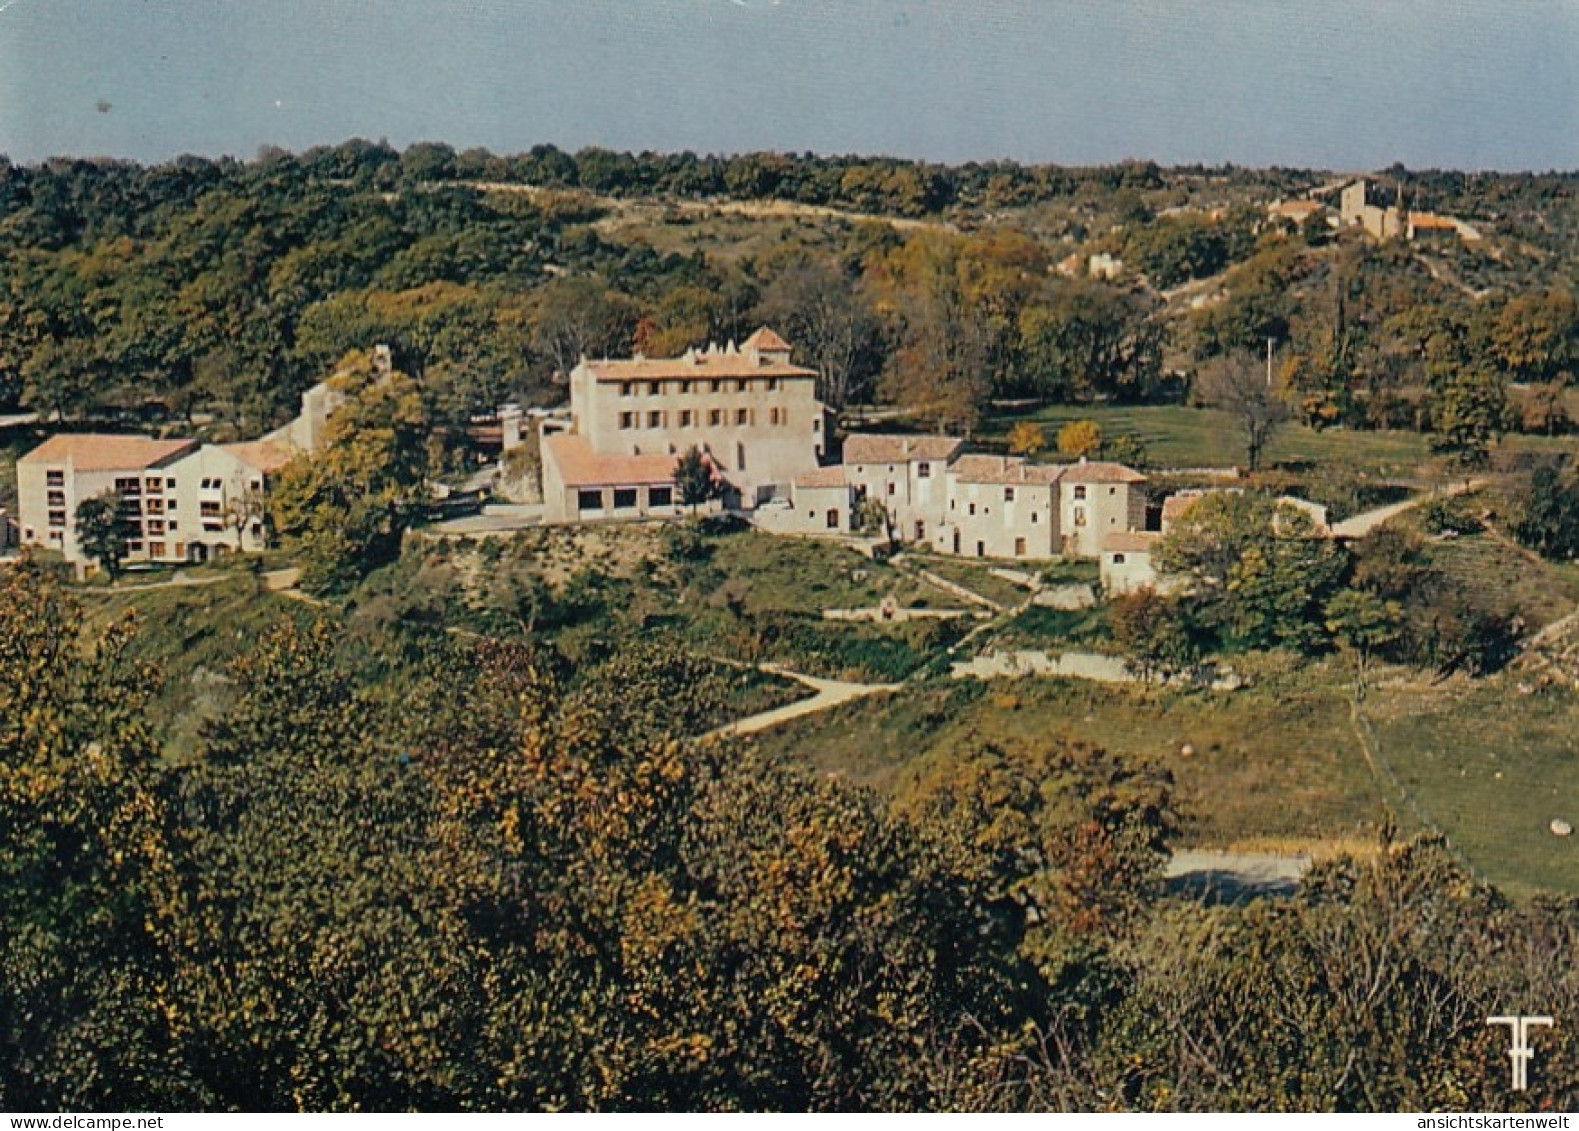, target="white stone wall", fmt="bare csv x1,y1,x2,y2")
1060,481,1145,558
935,479,1060,559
